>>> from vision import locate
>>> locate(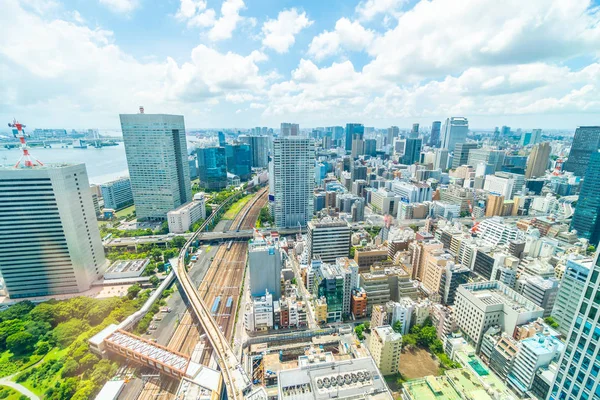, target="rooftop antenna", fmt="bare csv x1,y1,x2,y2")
8,119,43,168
